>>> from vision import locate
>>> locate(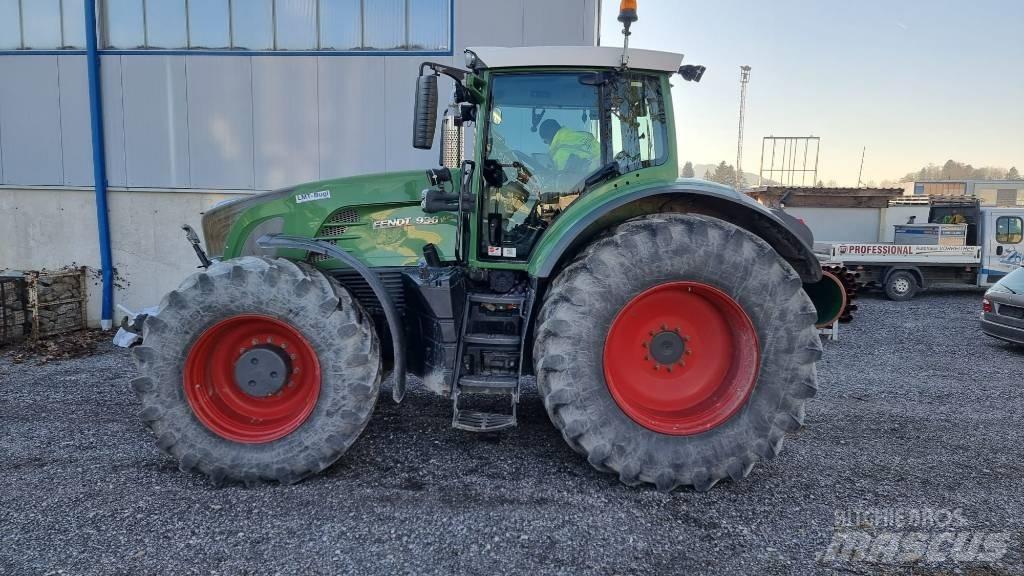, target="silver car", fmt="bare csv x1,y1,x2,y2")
982,267,1024,345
